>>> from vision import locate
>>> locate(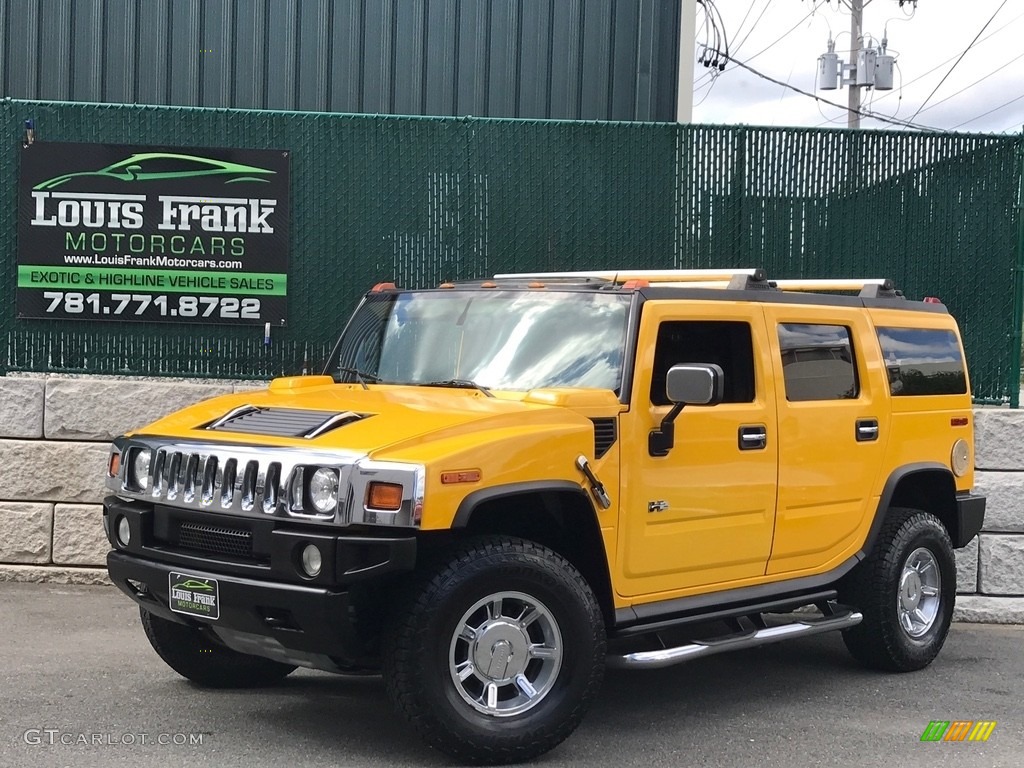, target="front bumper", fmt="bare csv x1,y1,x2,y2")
104,495,417,666
955,492,985,548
